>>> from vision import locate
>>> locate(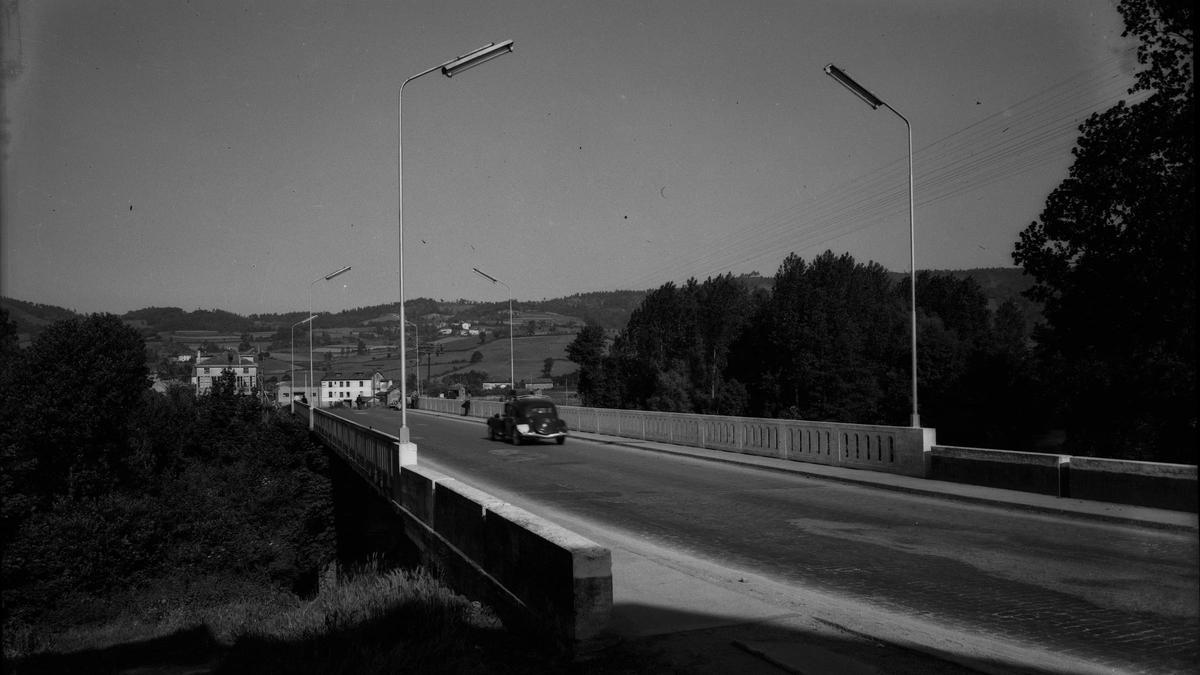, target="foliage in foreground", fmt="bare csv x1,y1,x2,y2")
0,312,335,652
1013,0,1194,461
6,563,555,674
